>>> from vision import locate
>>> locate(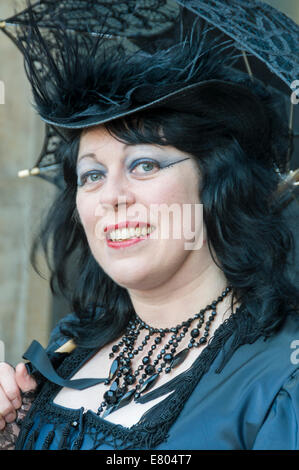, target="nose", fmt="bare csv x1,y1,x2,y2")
95,170,136,213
